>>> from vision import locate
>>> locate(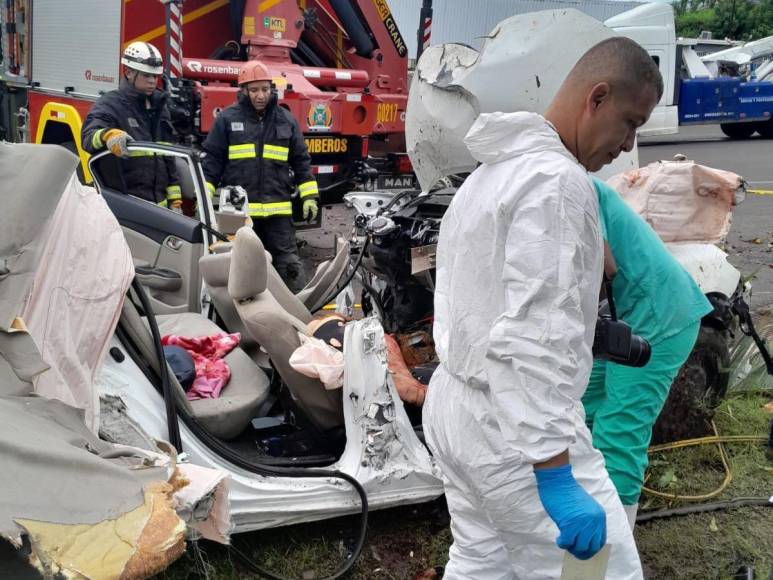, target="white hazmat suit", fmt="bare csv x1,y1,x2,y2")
423,112,643,579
